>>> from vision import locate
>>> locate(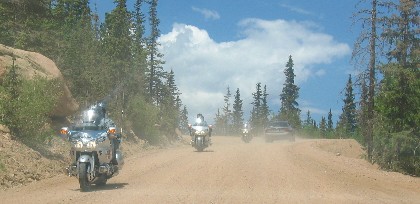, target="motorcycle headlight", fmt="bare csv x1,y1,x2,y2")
195,130,206,135
86,141,97,148
75,141,83,148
